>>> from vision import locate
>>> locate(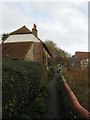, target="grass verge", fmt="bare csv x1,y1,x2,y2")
61,66,89,111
